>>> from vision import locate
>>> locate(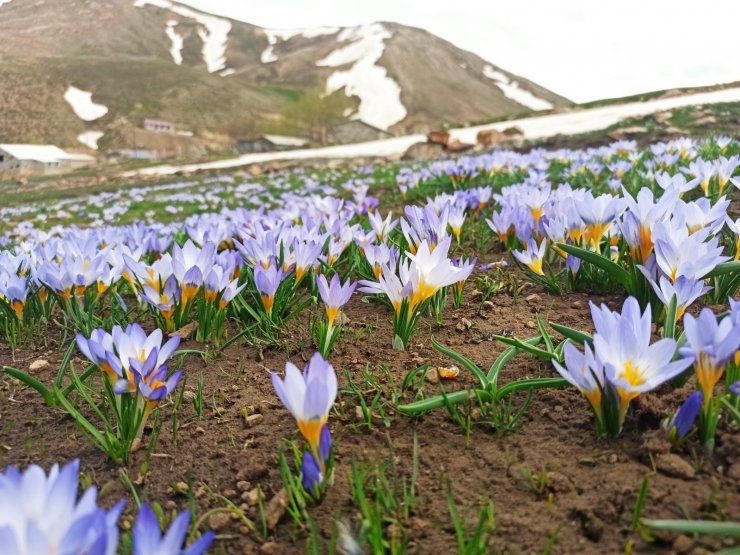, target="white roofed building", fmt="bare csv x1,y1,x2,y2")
0,144,96,176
